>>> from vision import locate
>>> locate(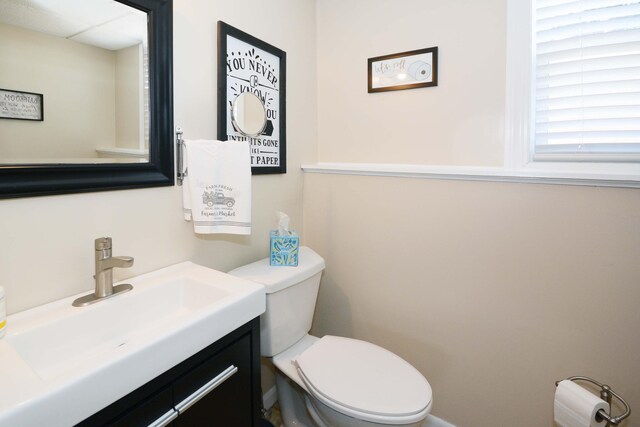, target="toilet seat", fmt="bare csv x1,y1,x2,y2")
293,336,432,424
